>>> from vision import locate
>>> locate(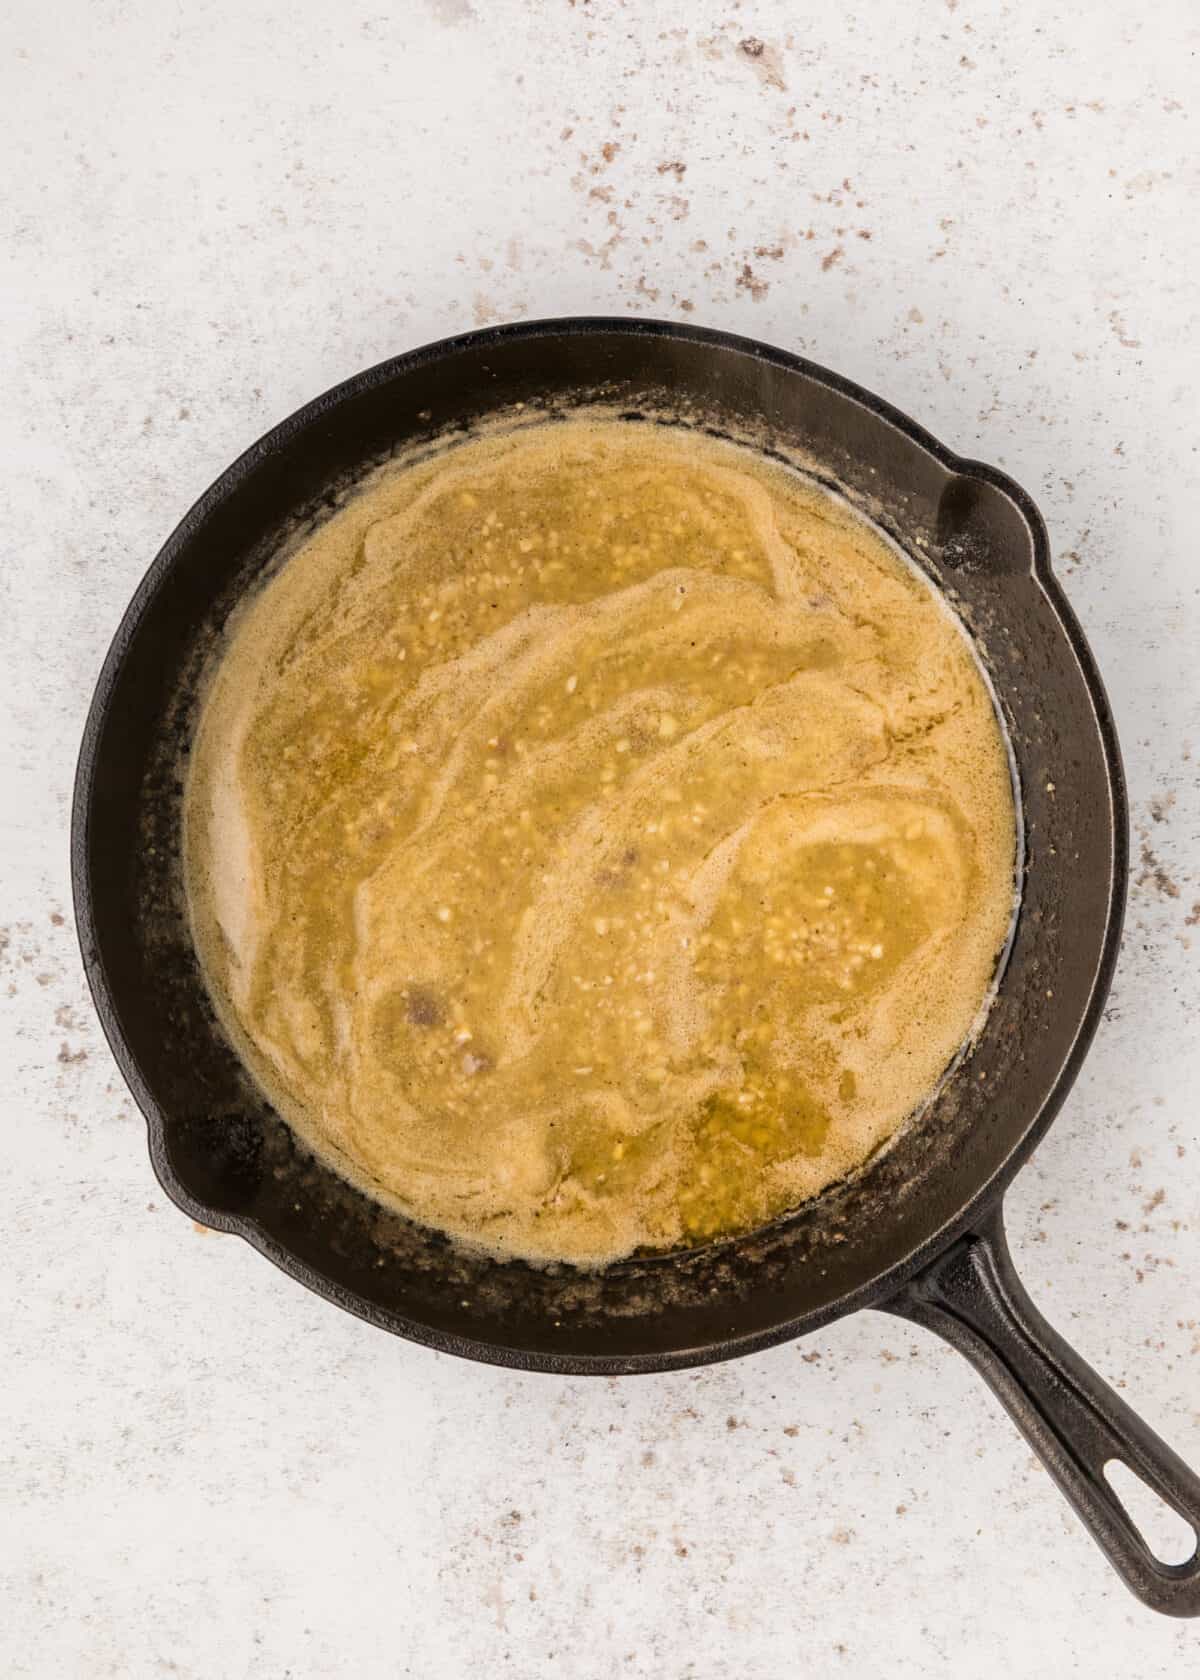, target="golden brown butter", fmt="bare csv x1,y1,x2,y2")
184,419,1016,1265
